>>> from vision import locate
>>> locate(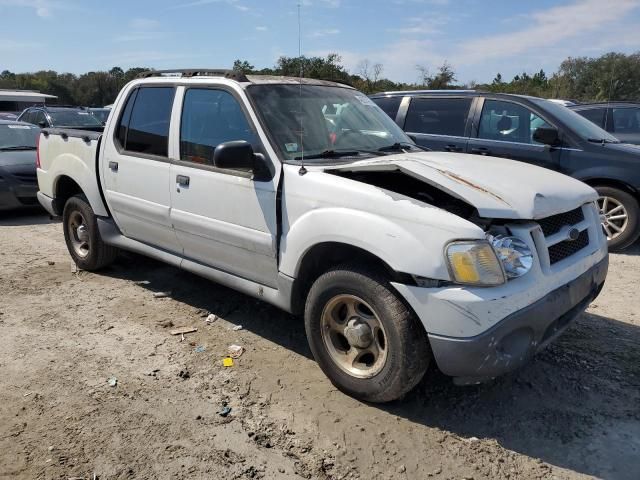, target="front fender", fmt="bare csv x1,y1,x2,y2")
279,207,481,281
